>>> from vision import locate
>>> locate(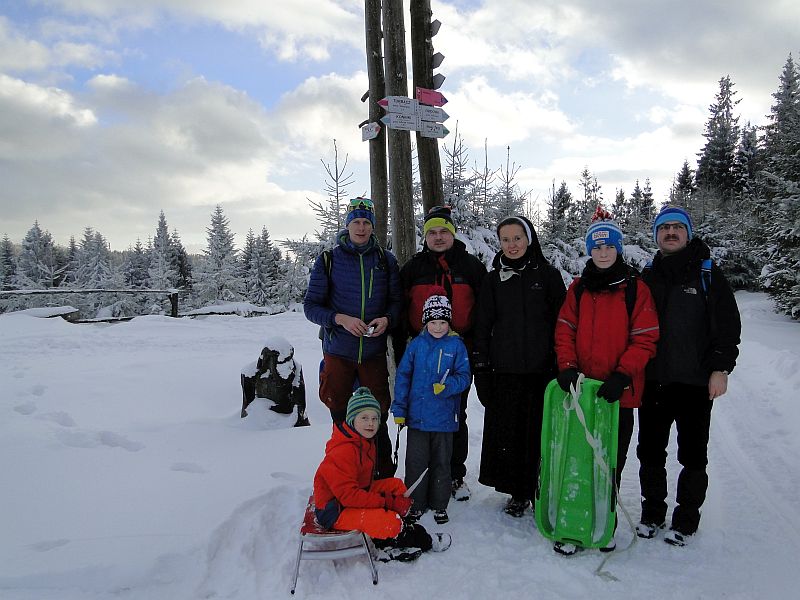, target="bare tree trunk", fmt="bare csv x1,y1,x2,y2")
410,0,443,216
364,0,389,246
382,0,416,265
